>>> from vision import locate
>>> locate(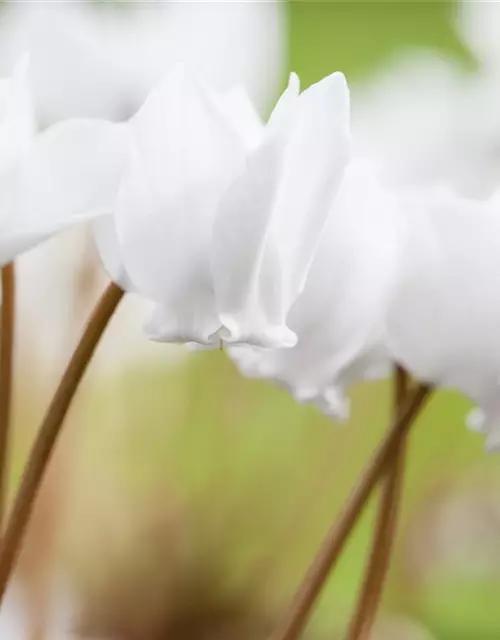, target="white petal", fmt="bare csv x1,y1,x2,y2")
212,72,350,348
229,161,402,414
211,84,264,151
0,119,127,266
0,54,35,173
144,296,220,346
386,188,500,446
115,67,245,345
93,215,132,291
211,73,300,348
